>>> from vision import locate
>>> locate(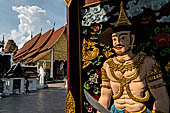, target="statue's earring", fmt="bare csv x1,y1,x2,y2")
130,34,135,49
